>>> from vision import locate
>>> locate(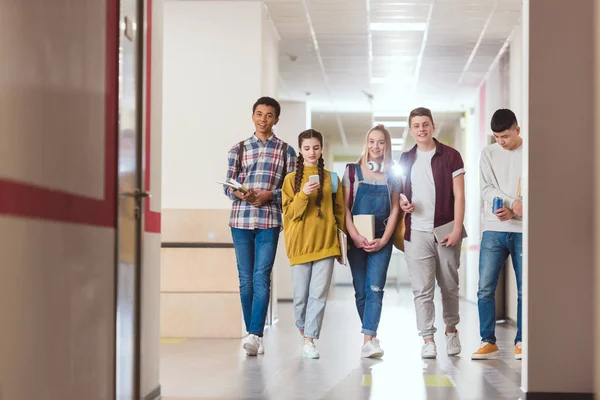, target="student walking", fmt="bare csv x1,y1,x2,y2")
343,124,401,358
471,109,524,361
399,107,466,359
282,129,345,359
223,97,297,356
